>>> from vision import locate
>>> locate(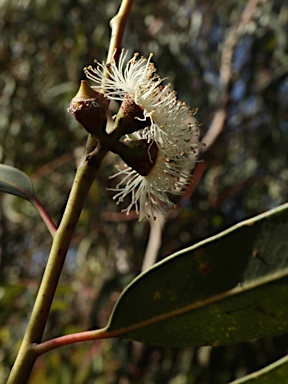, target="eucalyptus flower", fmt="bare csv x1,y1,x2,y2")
110,139,194,220
84,50,198,150
84,50,200,219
